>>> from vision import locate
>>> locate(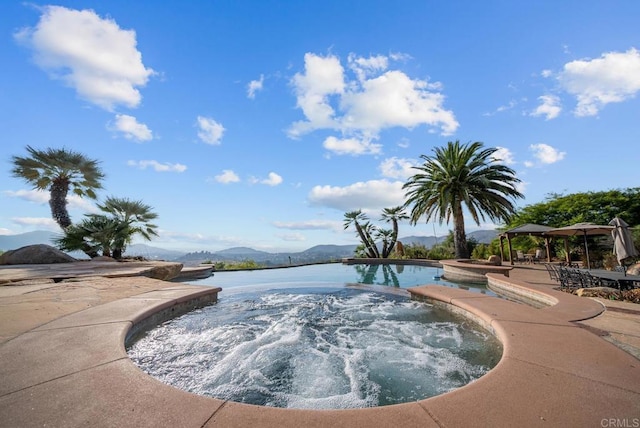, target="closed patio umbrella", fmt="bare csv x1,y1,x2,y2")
609,217,638,265
545,222,614,269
